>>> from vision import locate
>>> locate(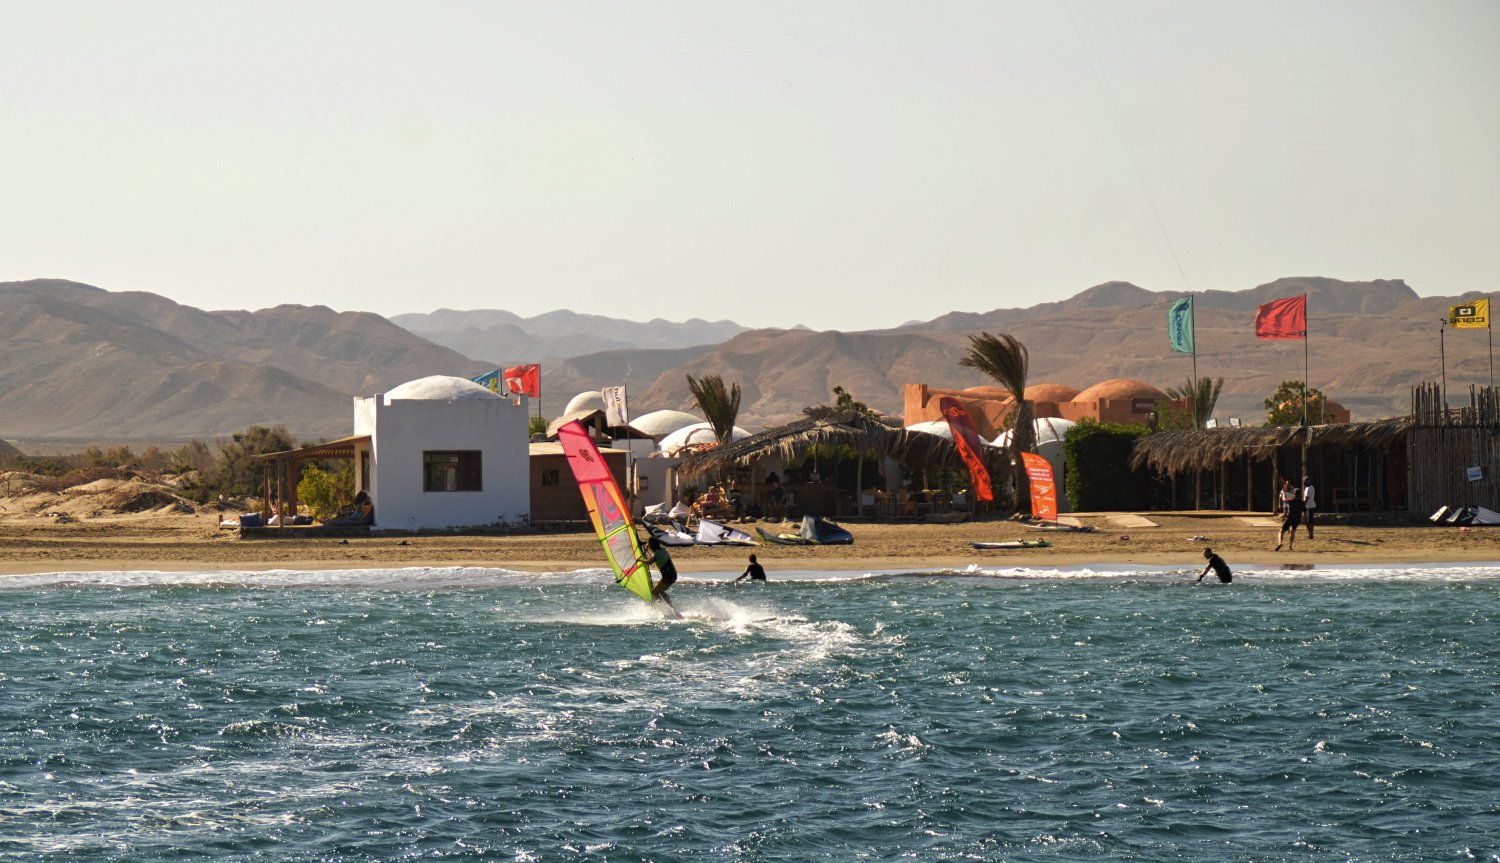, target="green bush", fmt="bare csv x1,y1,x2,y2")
1063,419,1151,512
296,464,345,522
